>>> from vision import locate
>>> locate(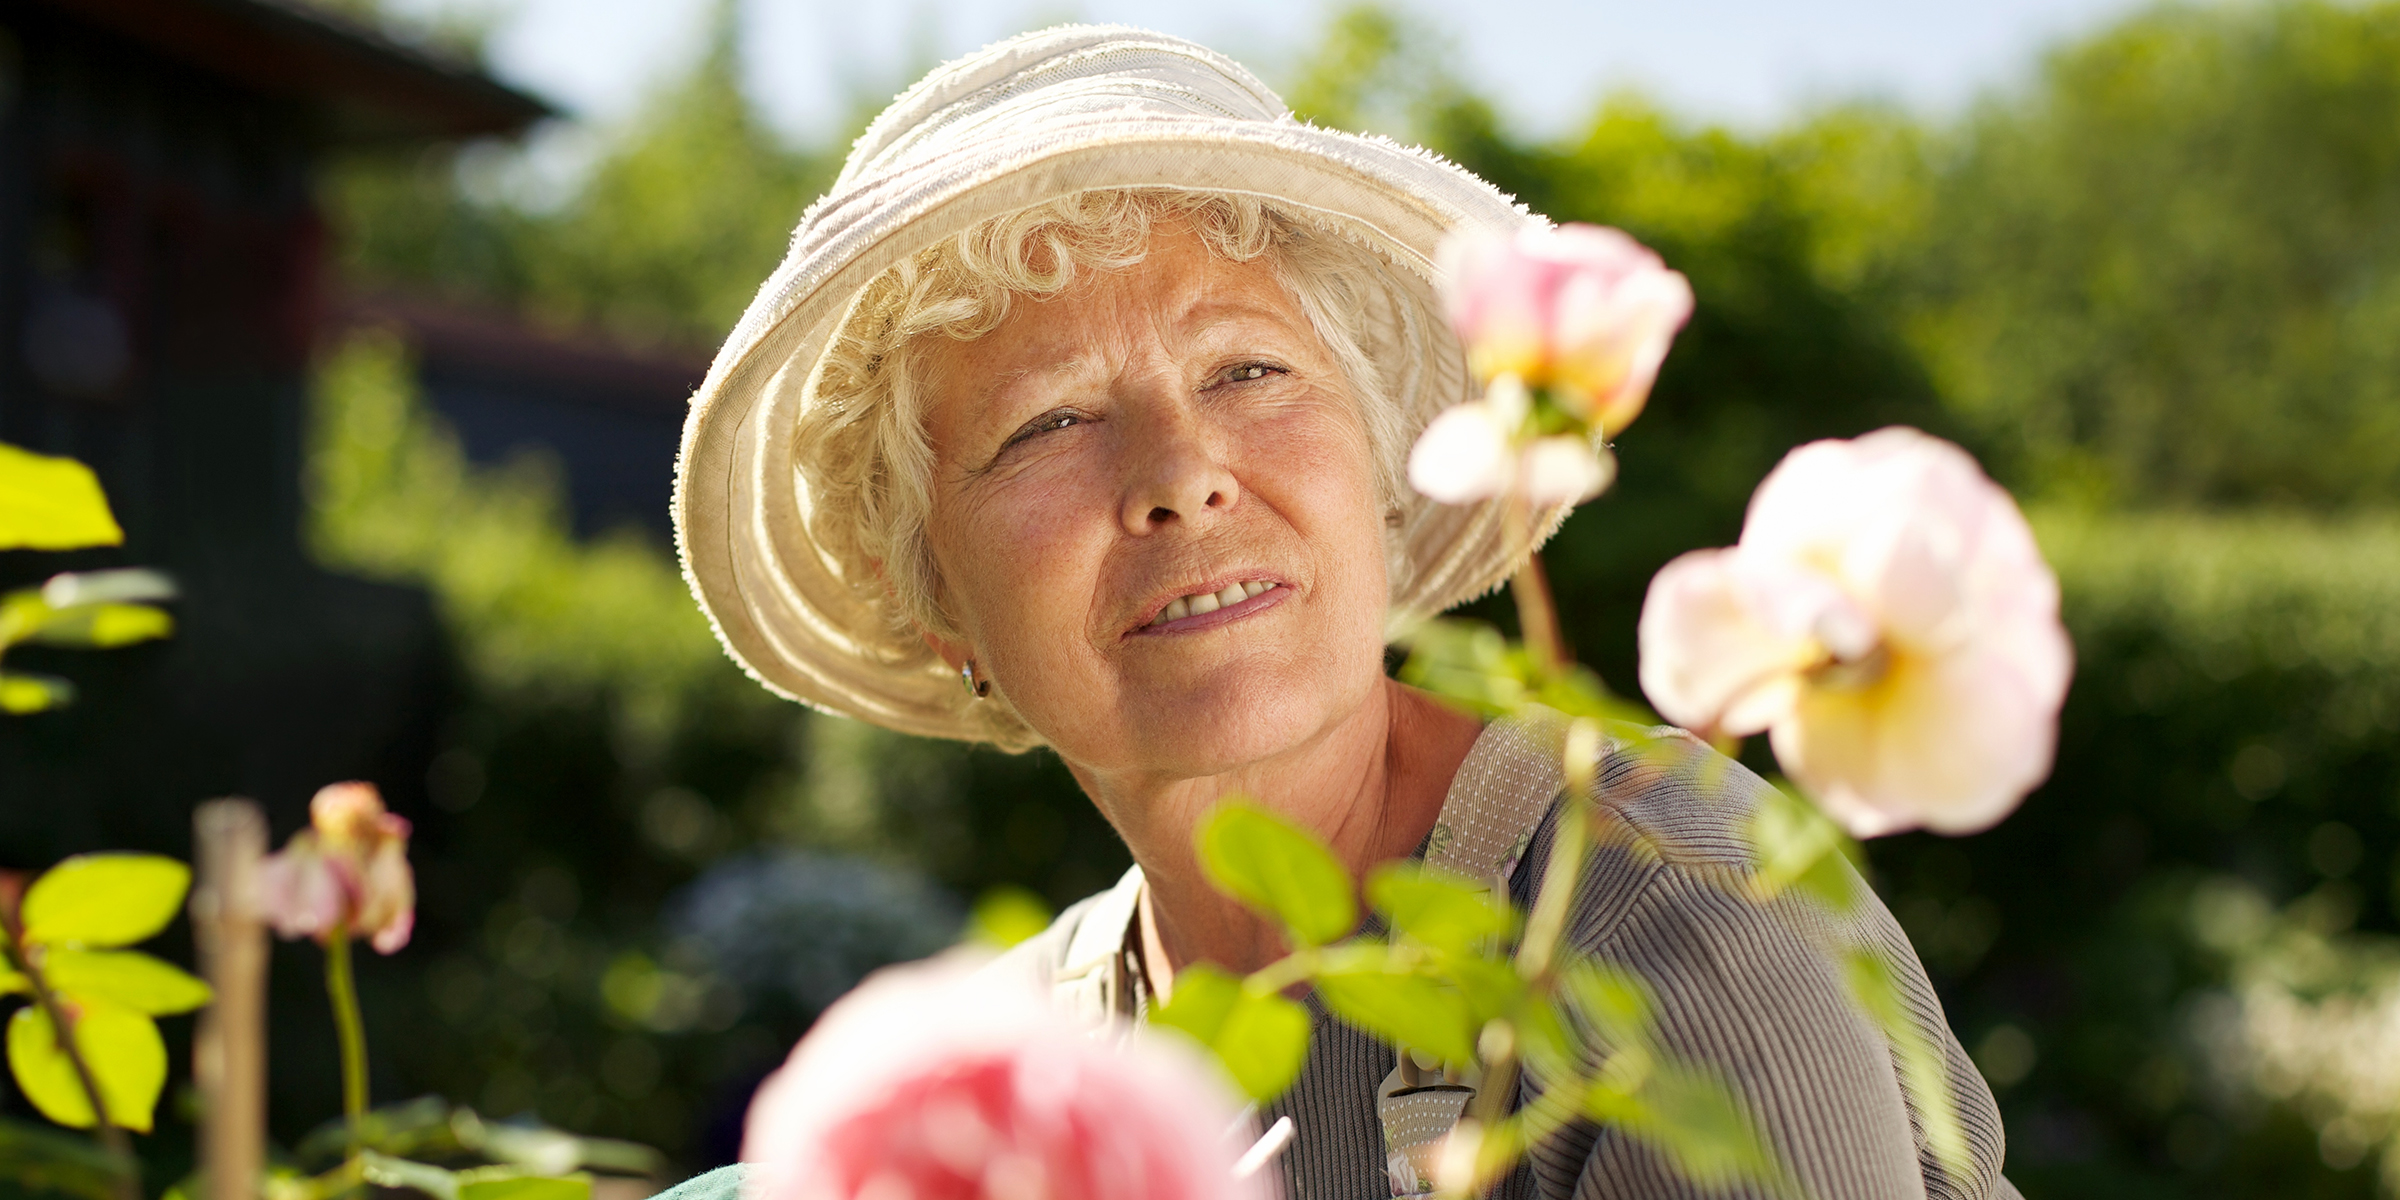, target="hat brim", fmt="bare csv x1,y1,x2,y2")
675,115,1566,743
